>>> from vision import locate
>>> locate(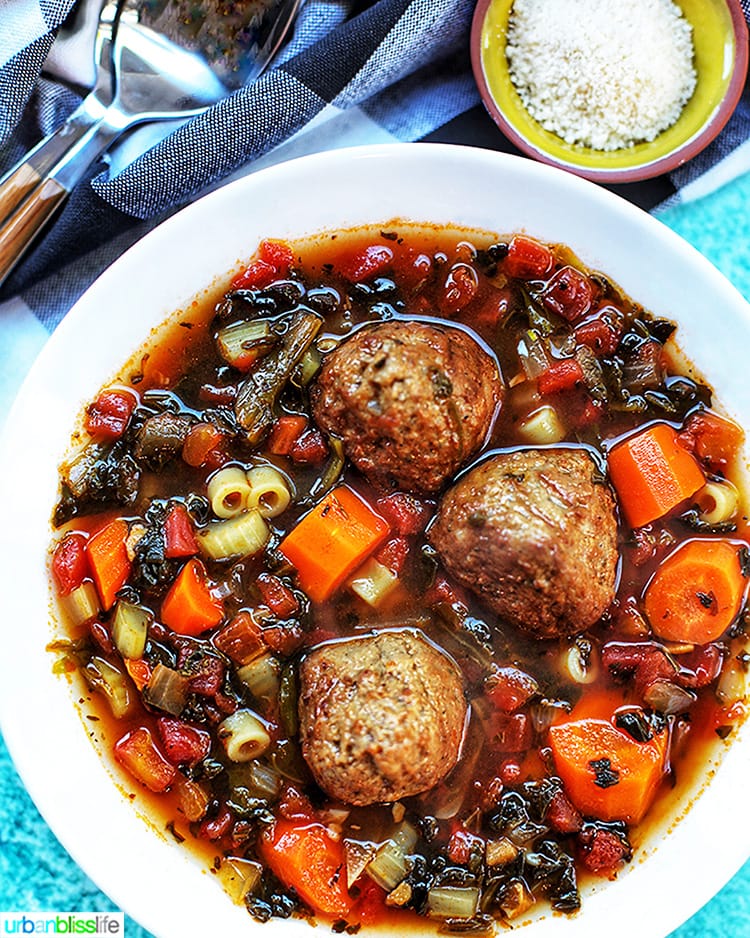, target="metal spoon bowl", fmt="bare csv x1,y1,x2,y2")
0,0,301,286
